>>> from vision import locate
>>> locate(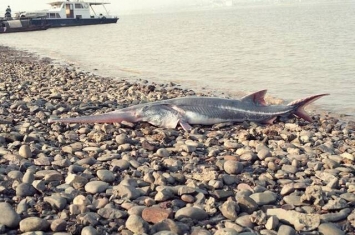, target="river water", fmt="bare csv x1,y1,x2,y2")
1,1,354,118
